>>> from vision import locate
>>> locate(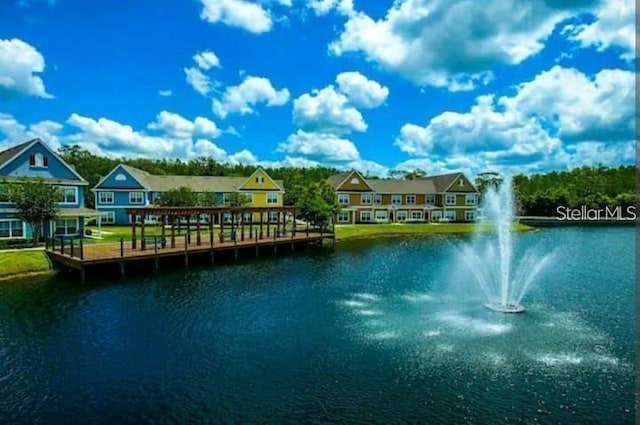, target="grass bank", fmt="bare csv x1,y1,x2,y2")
0,223,535,281
0,250,52,281
335,222,535,241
